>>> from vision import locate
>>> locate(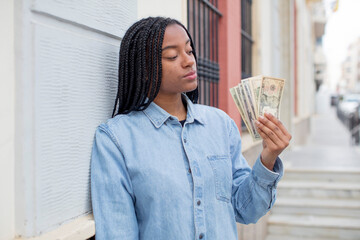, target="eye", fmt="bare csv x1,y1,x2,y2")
166,55,178,60
188,50,194,55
